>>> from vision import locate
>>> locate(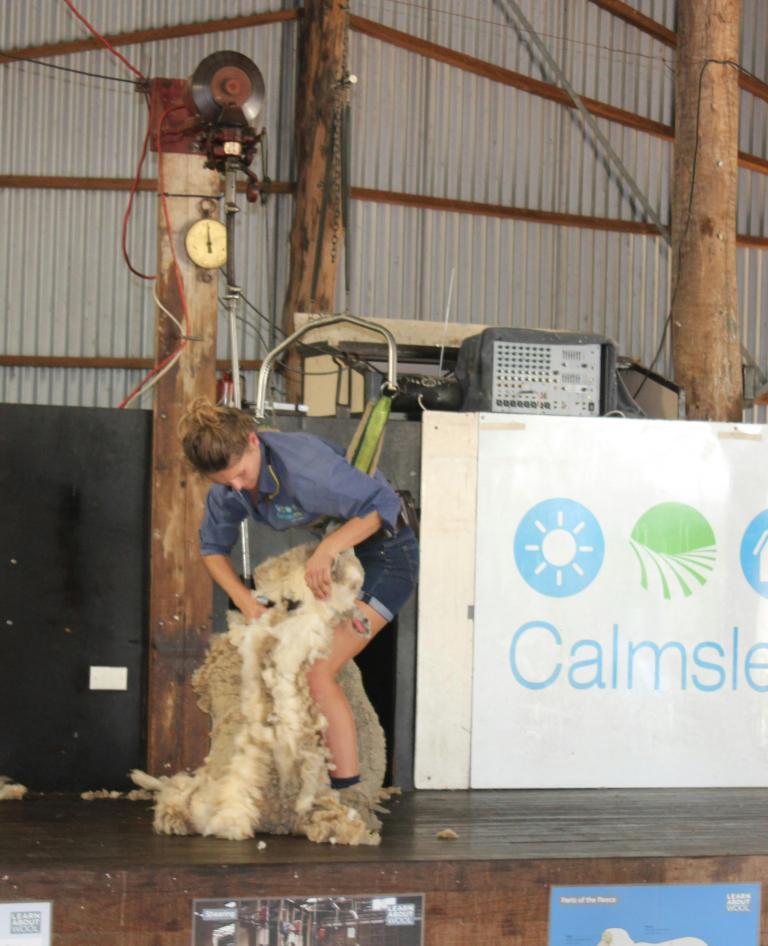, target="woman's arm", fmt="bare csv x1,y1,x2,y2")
202,553,269,621
304,510,382,600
